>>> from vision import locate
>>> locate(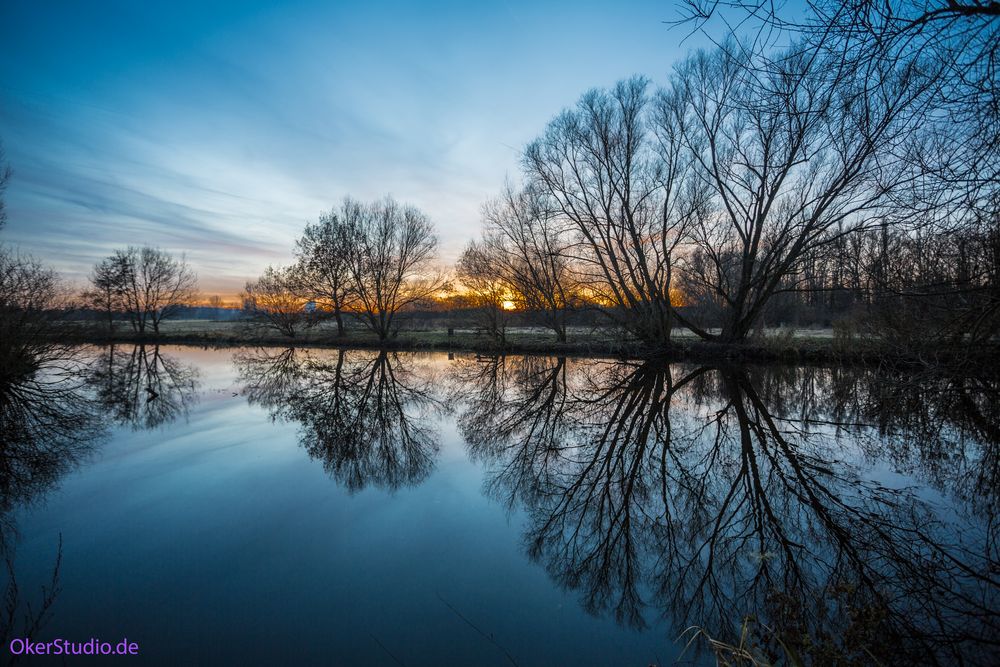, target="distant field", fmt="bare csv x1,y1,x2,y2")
52,318,992,365
149,319,838,342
